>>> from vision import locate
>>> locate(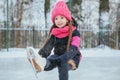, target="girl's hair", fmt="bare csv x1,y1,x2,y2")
40,21,73,51
66,21,73,51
